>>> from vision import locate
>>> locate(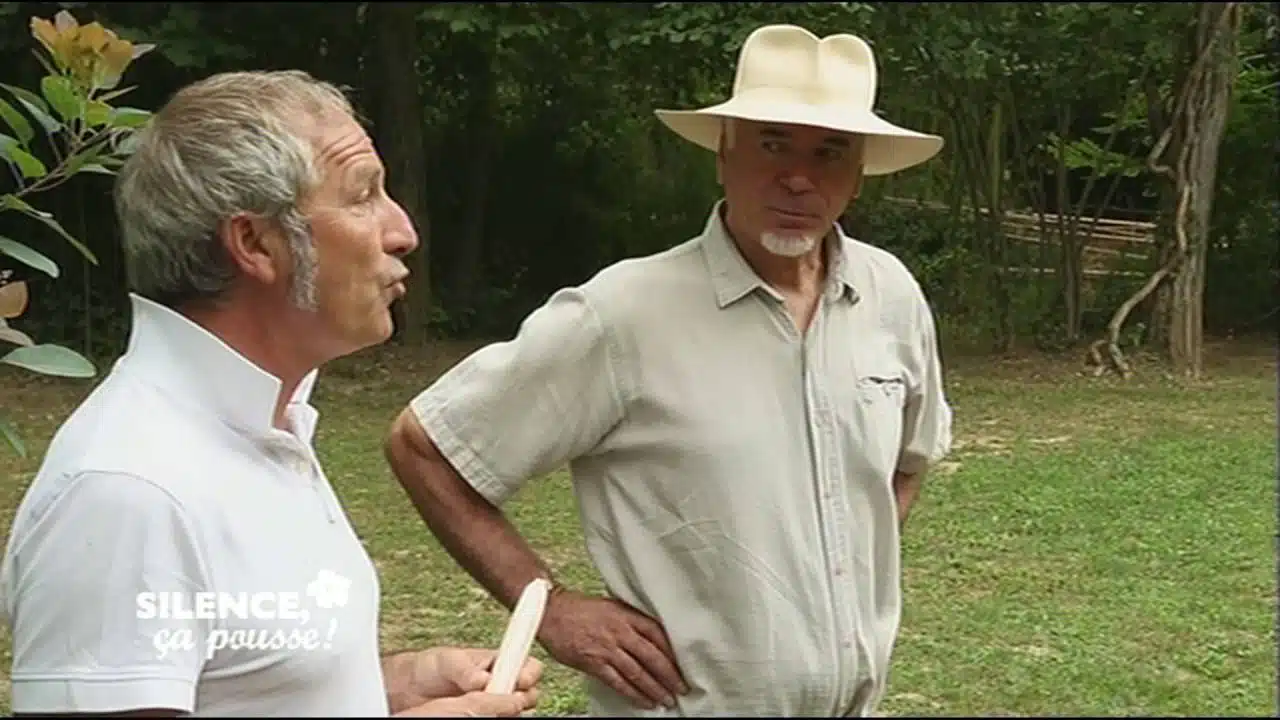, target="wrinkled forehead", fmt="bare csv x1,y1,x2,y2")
295,108,368,149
